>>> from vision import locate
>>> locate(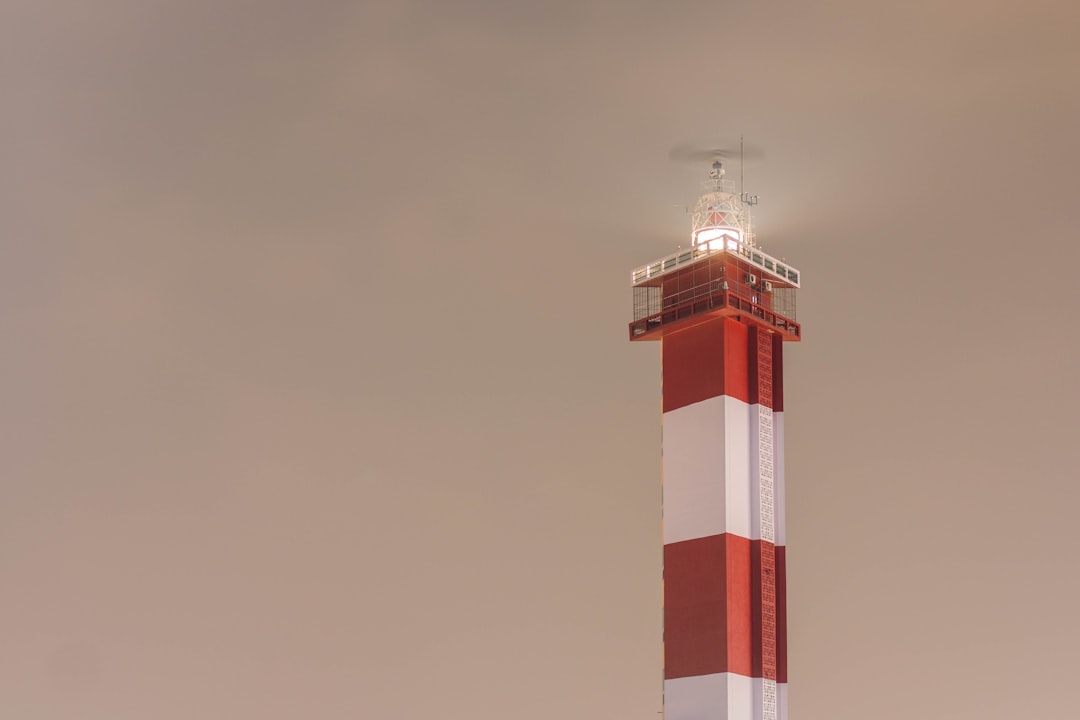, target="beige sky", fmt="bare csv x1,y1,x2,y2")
3,1,1079,718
